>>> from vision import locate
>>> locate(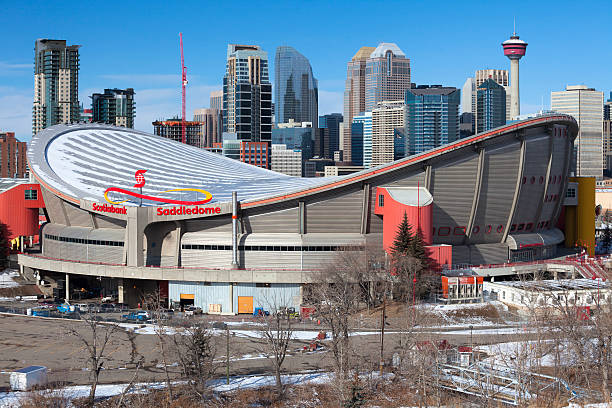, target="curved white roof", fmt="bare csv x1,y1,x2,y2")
370,43,405,58
28,124,328,206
